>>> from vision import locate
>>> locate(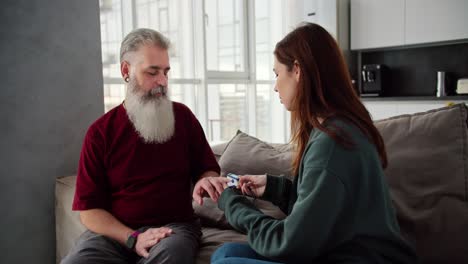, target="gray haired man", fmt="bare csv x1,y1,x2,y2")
62,28,229,264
